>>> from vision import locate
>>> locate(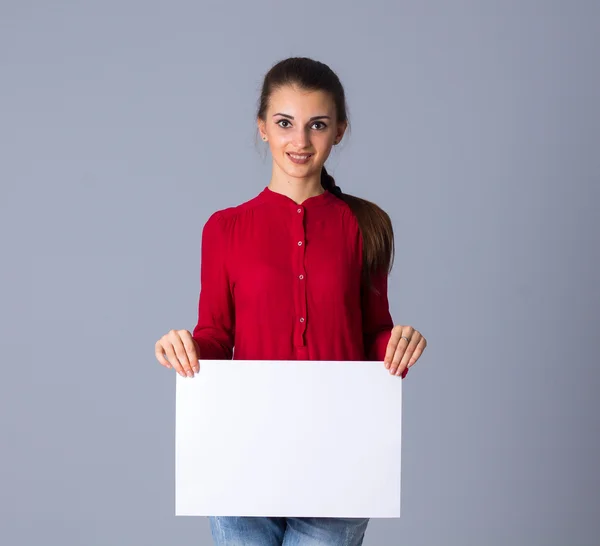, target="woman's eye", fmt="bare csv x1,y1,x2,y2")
312,122,327,130
277,120,291,128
